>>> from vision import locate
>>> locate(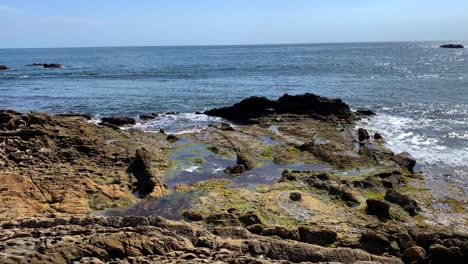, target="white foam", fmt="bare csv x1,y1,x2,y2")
132,113,223,134
359,114,468,167
184,165,200,173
